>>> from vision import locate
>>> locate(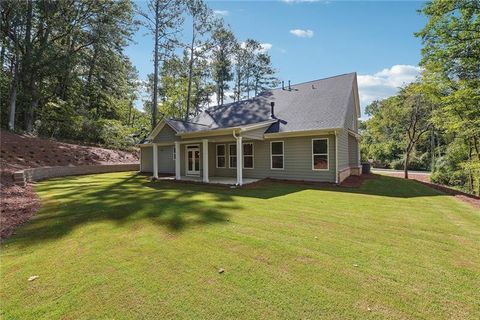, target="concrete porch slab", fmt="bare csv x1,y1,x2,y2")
158,175,260,186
